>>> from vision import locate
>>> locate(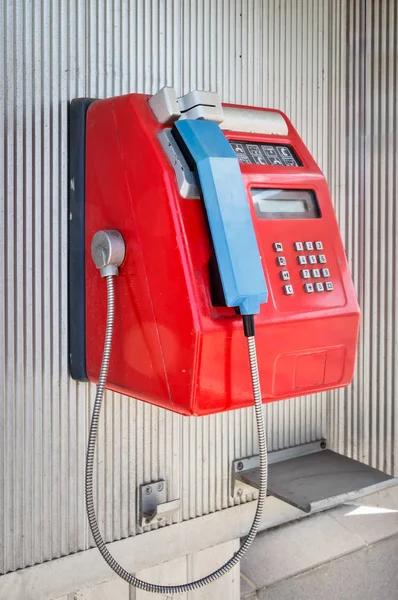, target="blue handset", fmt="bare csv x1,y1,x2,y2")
174,119,268,315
